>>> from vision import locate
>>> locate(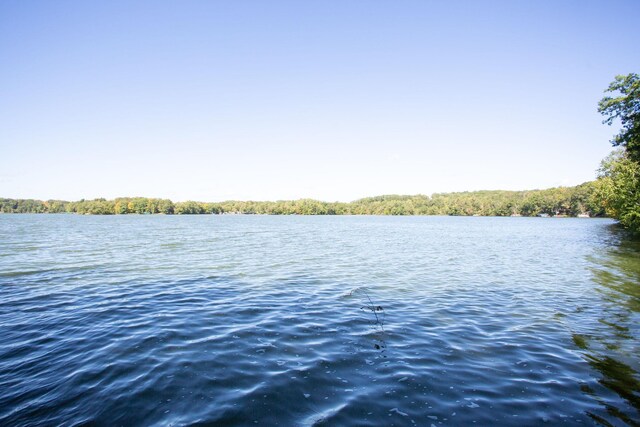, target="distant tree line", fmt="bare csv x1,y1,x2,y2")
0,182,605,217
